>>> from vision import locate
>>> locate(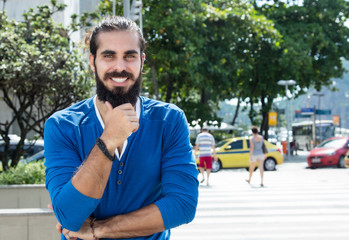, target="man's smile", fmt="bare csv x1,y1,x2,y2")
111,77,128,83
